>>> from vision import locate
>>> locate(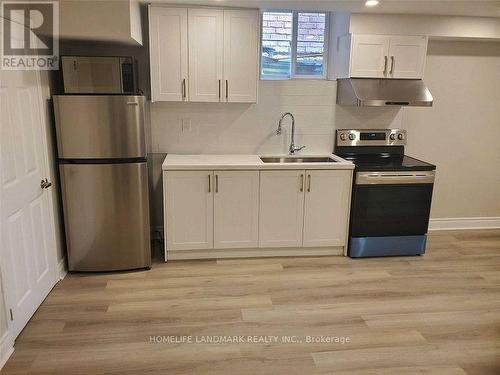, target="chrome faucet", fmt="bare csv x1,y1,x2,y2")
276,112,305,154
